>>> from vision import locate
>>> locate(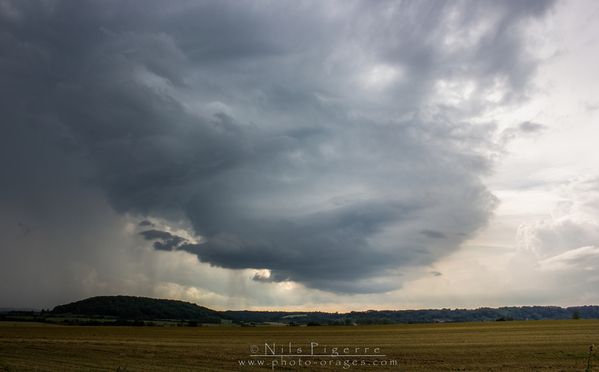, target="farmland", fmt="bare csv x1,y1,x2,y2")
0,320,597,371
